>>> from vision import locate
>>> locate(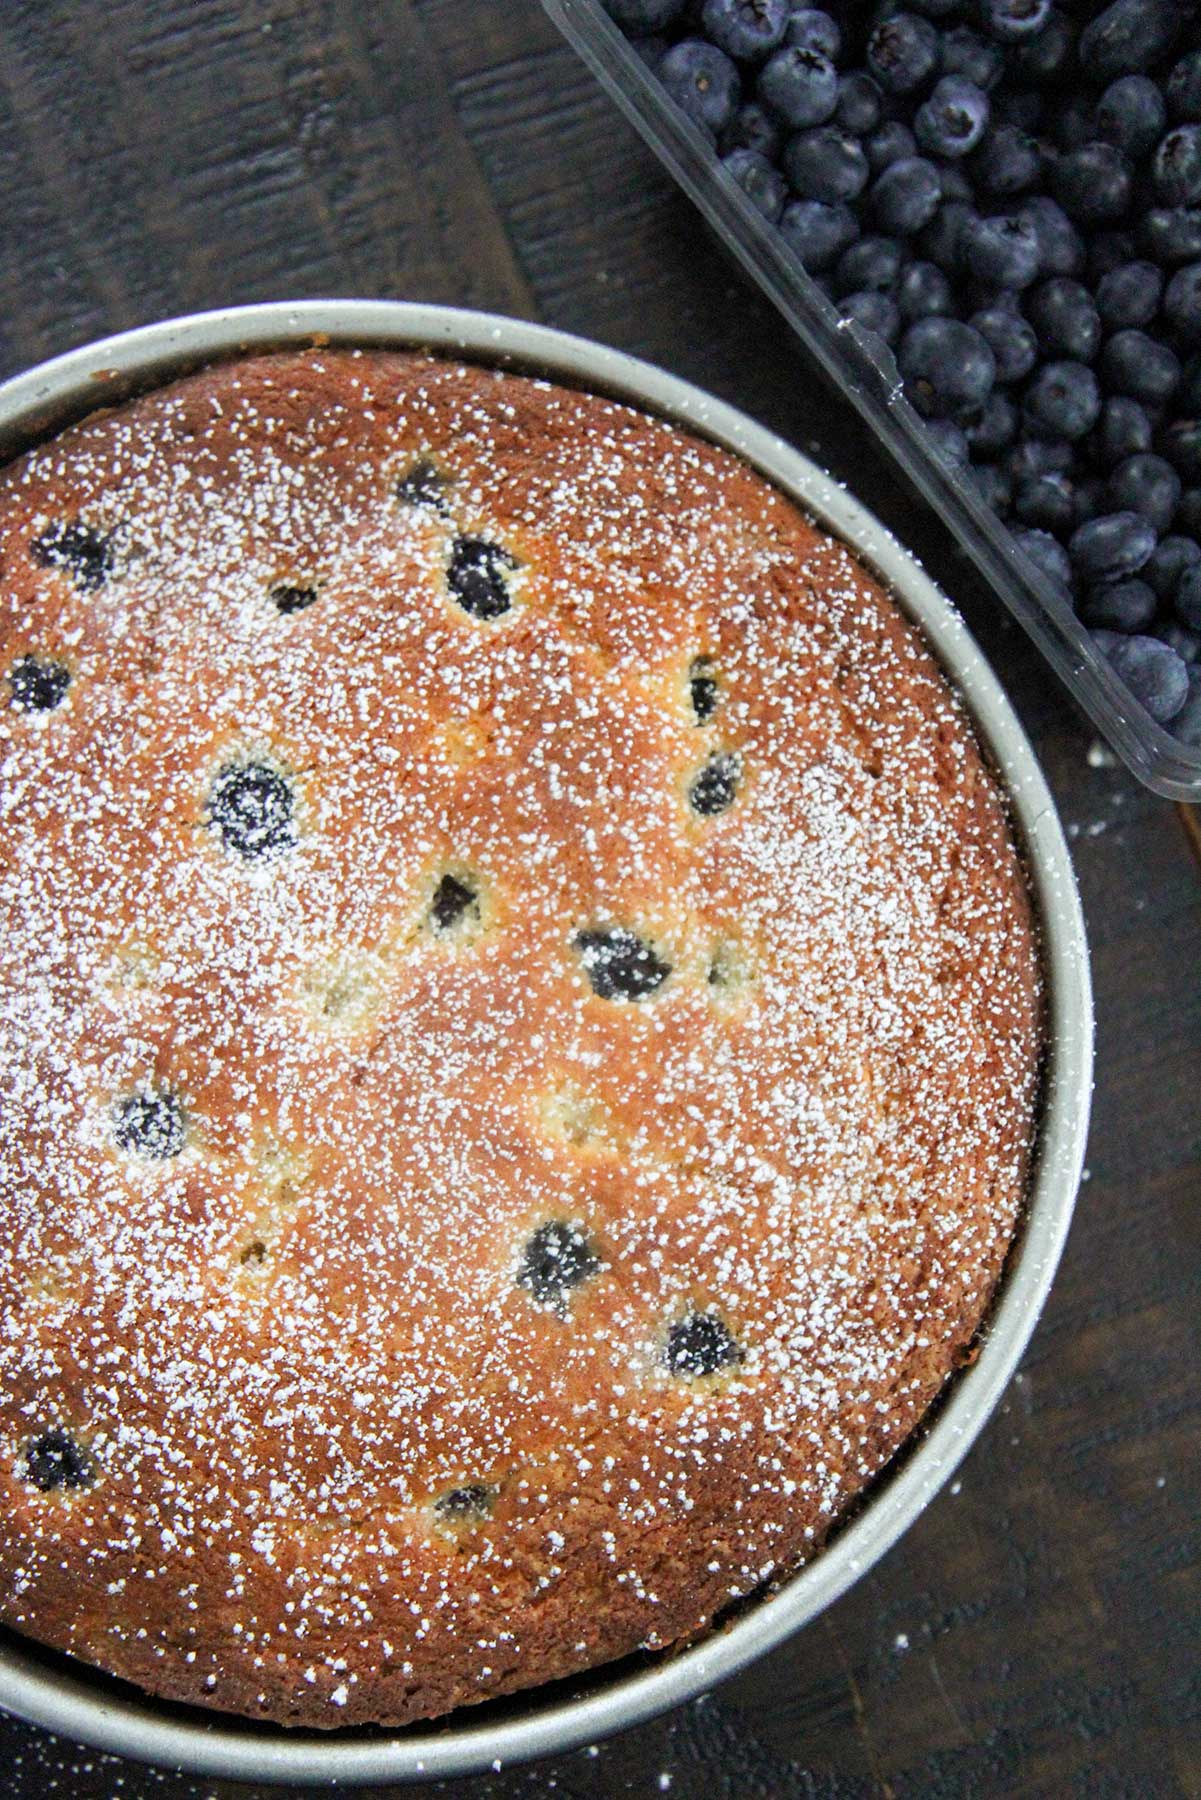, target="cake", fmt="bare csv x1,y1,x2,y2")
0,347,1043,1728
